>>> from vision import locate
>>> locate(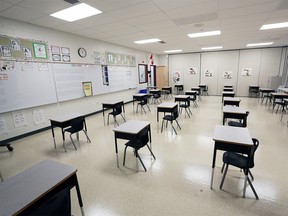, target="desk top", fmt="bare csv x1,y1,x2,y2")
133,93,148,97
223,97,241,102
199,84,206,87
113,120,150,134
223,106,247,114
157,102,178,109
149,89,161,92
174,95,190,99
249,85,259,88
162,86,172,89
213,125,253,146
50,113,83,122
224,85,233,88
271,92,288,97
102,100,123,105
191,87,200,90
259,88,274,91
0,160,76,216
185,90,197,94
222,91,235,94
